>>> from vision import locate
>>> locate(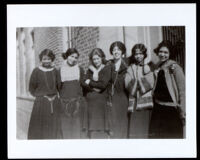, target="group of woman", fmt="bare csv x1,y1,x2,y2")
27,40,185,139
